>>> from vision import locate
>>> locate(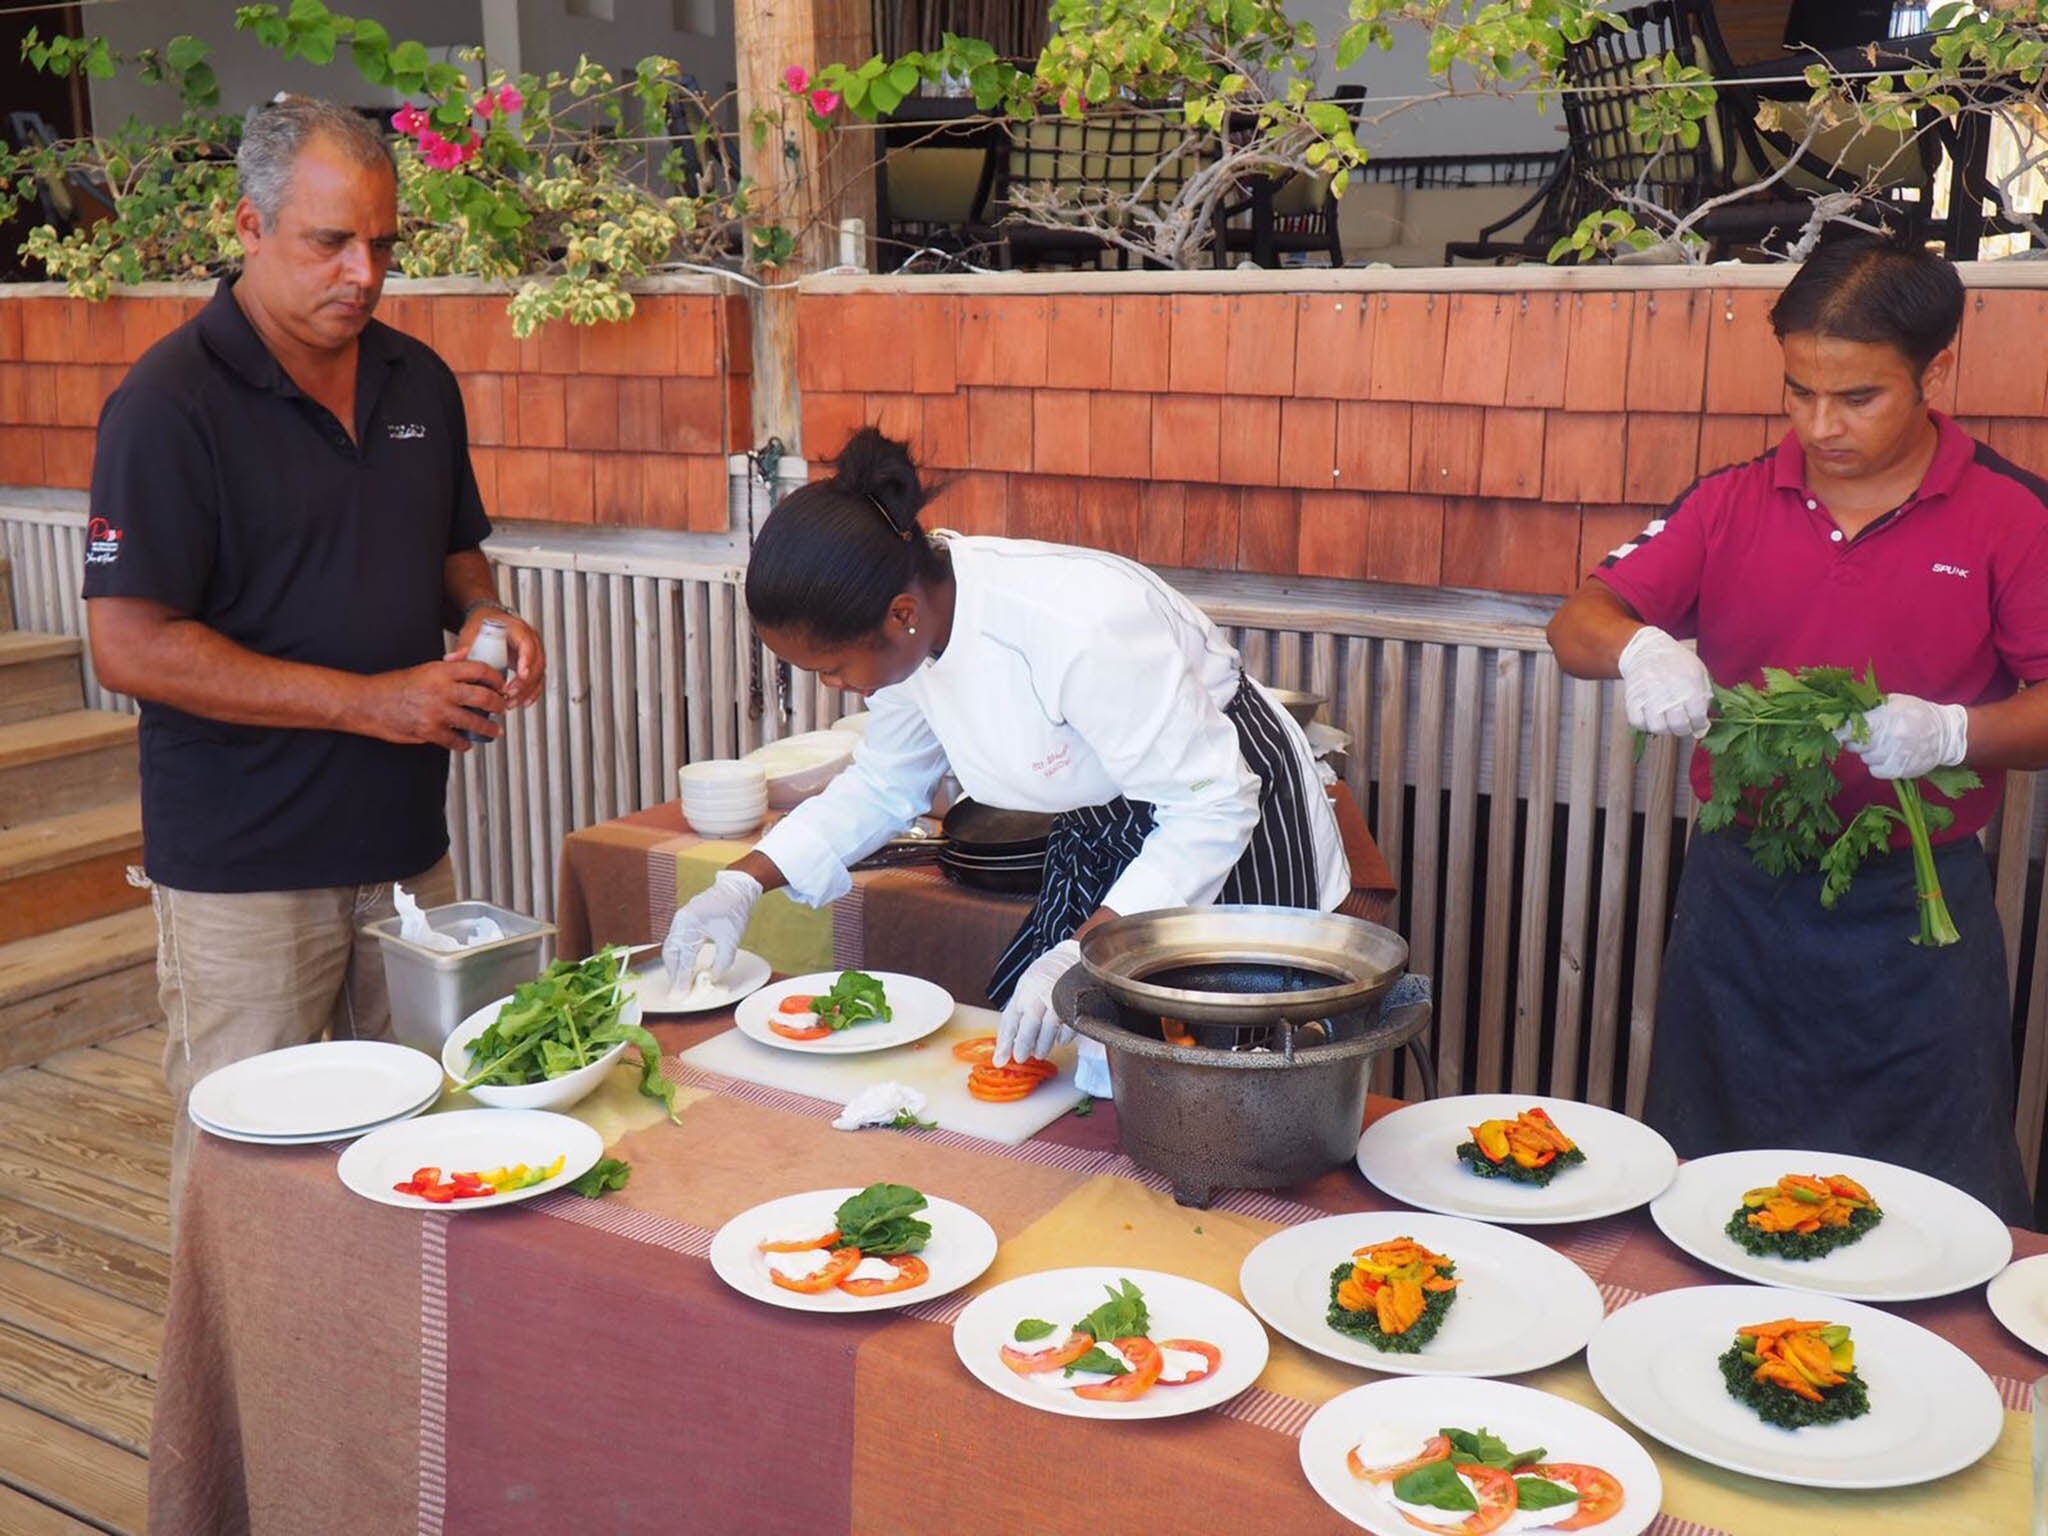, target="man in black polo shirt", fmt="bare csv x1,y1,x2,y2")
81,96,545,1209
